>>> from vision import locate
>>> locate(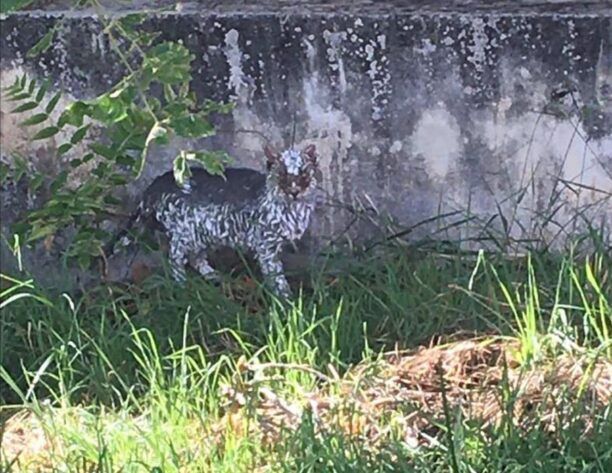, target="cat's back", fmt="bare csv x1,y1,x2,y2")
144,167,267,207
